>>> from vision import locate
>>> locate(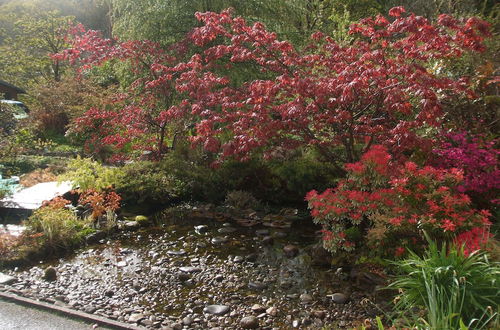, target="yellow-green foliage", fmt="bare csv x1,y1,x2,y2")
25,207,85,249
60,156,124,191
